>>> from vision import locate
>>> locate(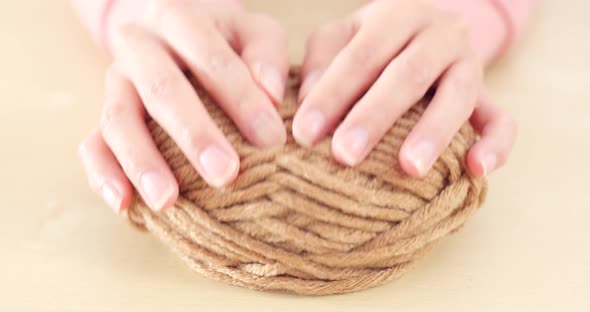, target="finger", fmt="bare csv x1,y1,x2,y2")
233,13,289,104
331,21,471,168
399,59,480,177
467,96,517,176
111,24,240,188
144,0,286,148
293,1,433,146
299,18,357,102
100,66,179,211
79,128,133,213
